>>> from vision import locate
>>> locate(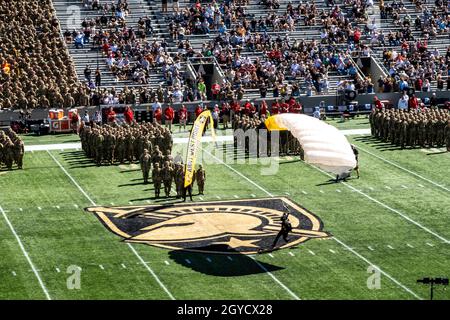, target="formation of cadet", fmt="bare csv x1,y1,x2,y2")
0,128,24,170
79,122,173,166
233,114,302,156
369,108,450,150
80,122,206,199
